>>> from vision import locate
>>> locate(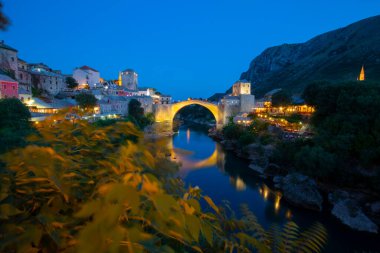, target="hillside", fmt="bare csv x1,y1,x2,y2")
240,15,380,98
